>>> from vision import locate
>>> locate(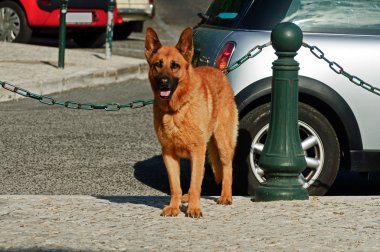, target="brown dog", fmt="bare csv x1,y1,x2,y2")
145,27,238,218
